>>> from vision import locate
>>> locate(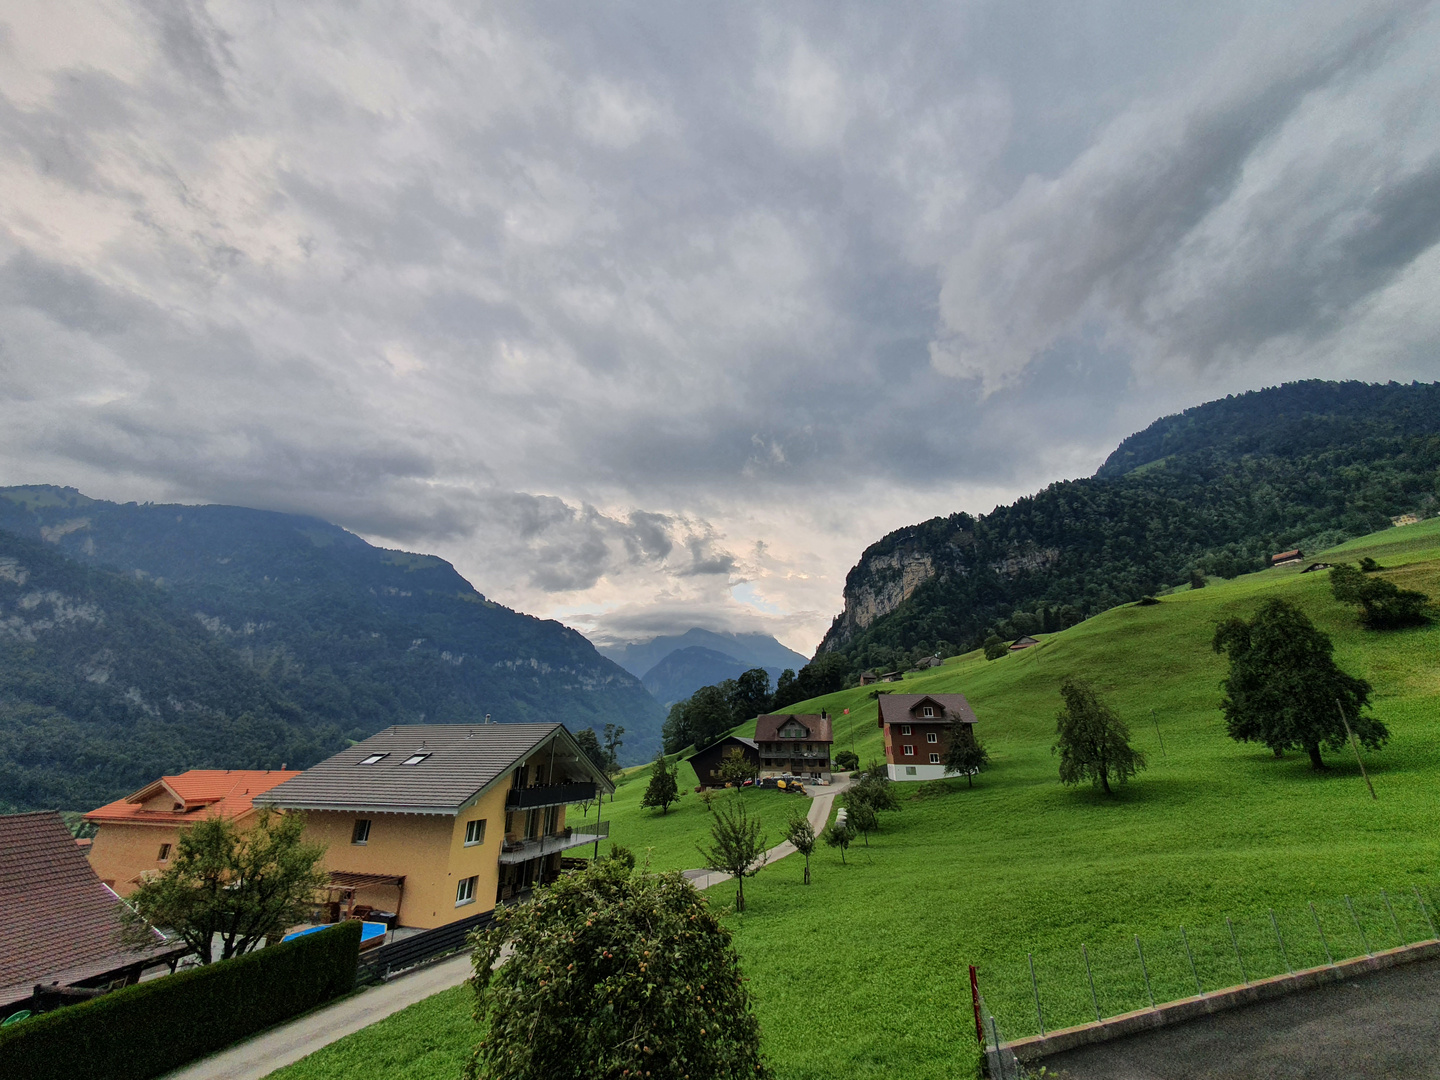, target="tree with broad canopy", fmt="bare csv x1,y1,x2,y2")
1053,677,1146,794
1212,598,1384,770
